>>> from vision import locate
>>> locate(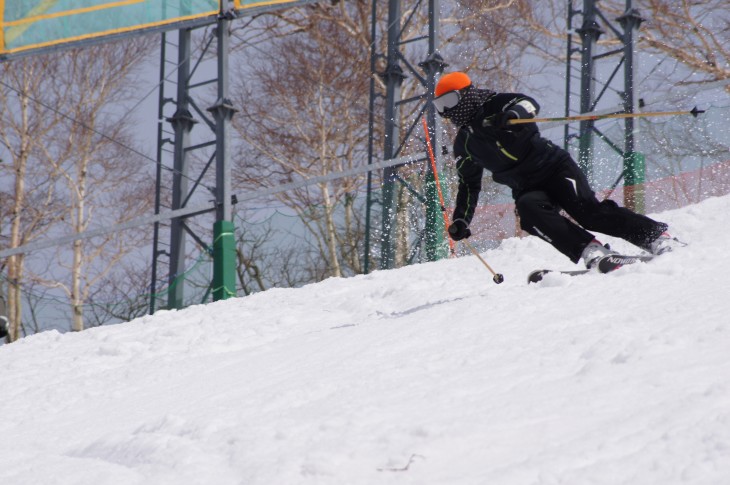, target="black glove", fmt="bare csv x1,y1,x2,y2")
448,219,471,241
495,110,519,129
